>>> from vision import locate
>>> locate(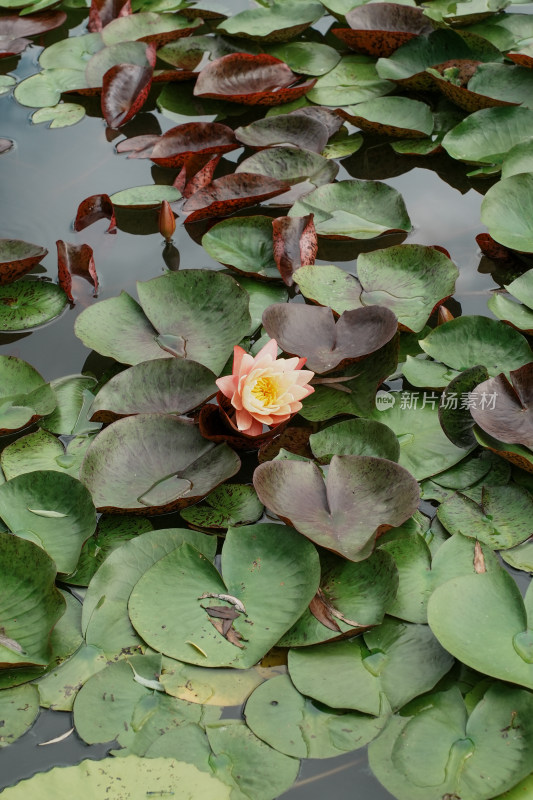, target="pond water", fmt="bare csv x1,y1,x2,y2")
1,2,533,798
